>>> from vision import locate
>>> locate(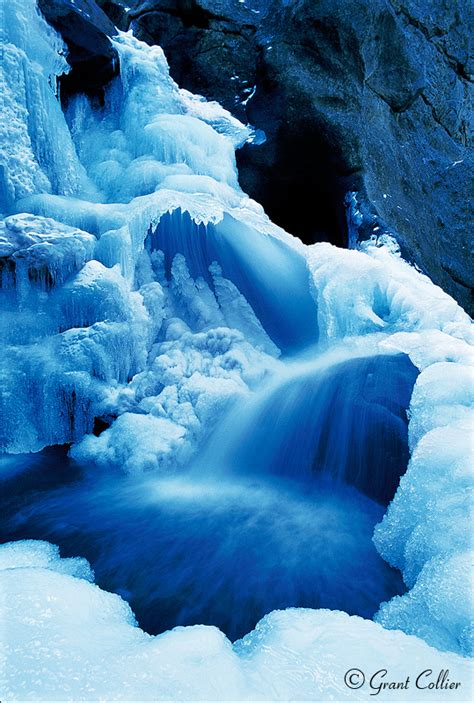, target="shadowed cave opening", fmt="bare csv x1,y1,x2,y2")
237,127,352,248
1,353,418,642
